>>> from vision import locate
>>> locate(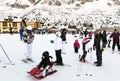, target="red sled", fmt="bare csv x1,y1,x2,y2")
27,61,57,79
